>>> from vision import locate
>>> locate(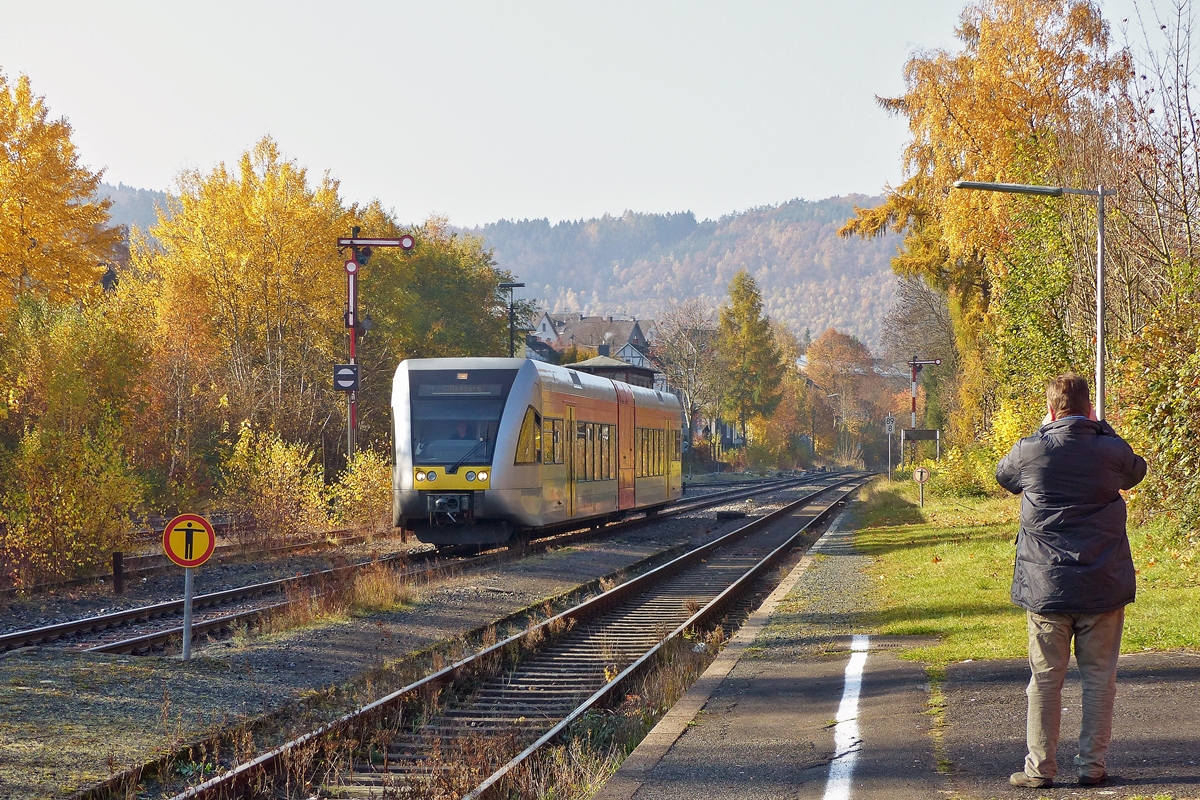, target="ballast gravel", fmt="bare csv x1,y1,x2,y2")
0,483,821,799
